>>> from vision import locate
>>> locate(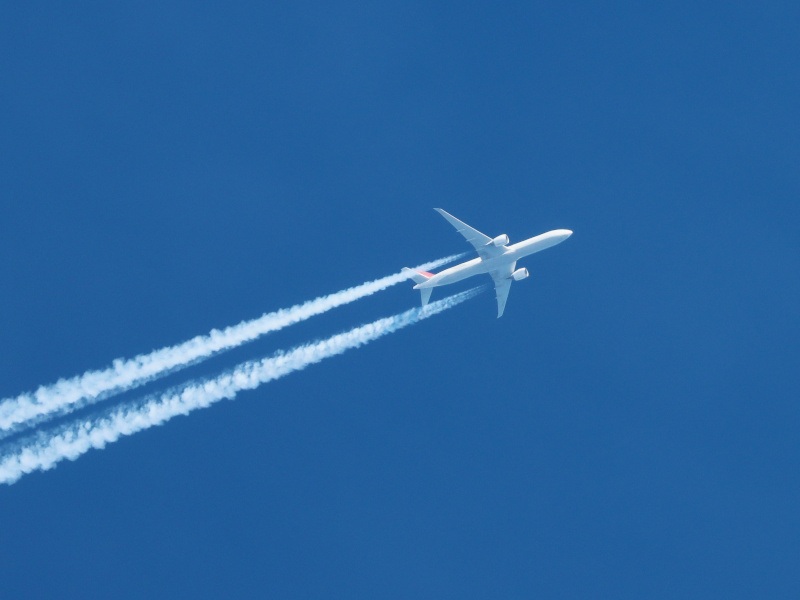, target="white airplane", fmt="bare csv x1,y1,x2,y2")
403,209,572,318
